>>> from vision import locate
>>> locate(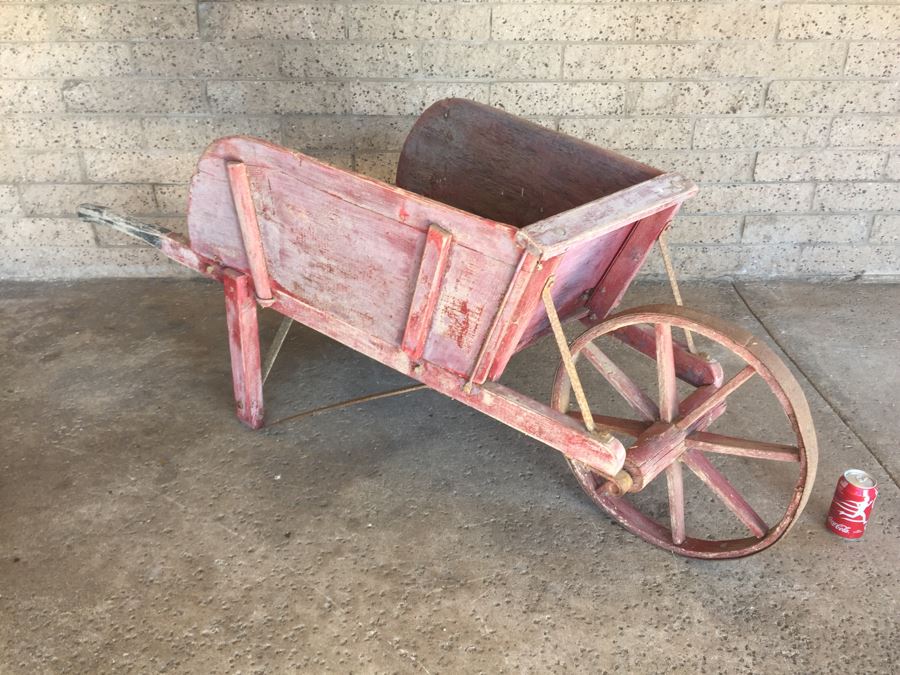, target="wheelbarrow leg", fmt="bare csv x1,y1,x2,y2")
223,271,264,429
